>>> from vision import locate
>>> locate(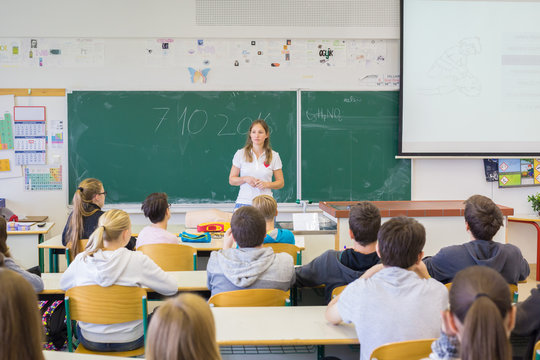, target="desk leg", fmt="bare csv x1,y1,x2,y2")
317,345,325,360
38,234,44,273
49,249,54,273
